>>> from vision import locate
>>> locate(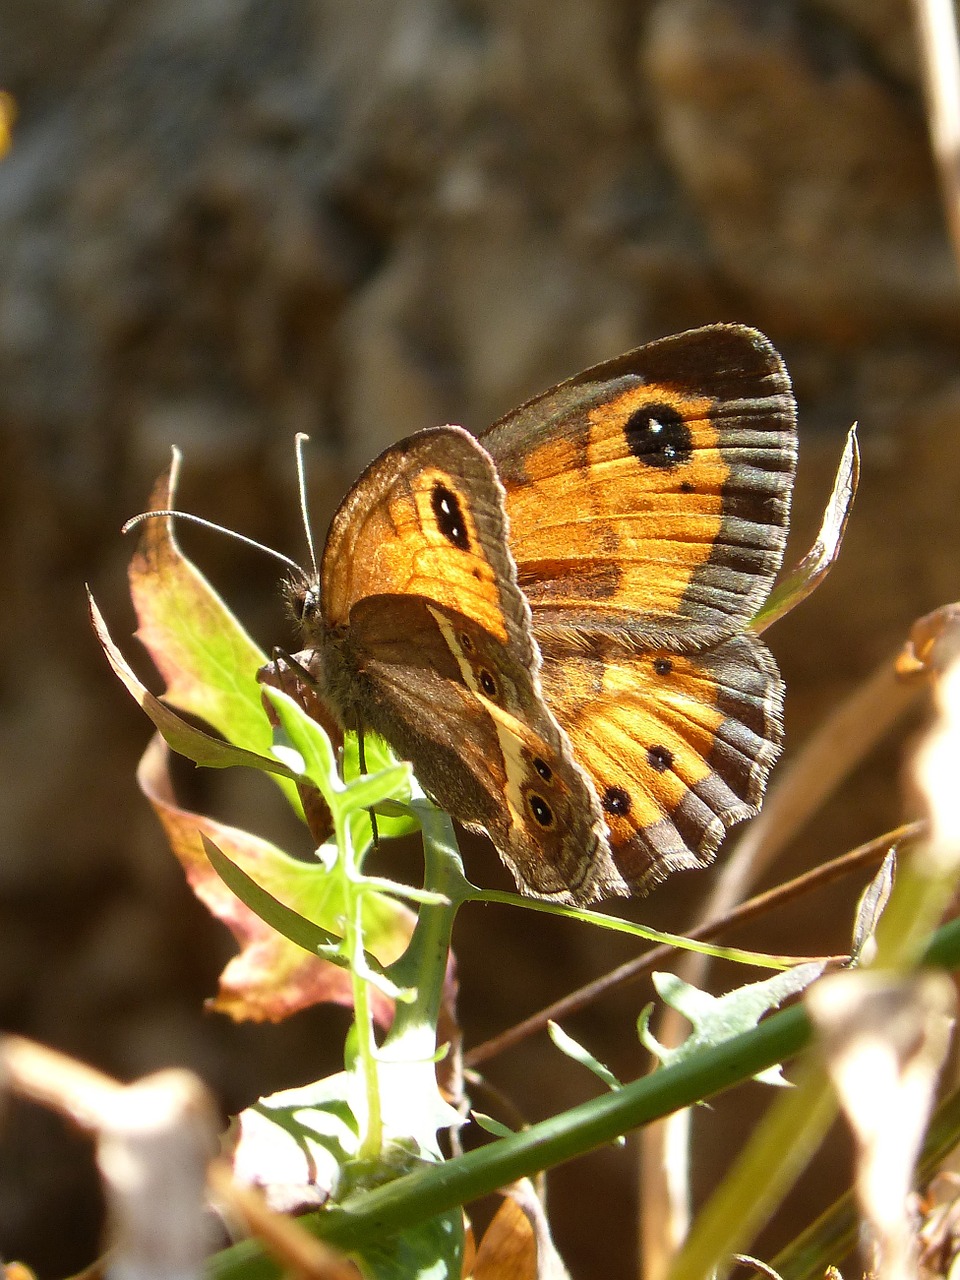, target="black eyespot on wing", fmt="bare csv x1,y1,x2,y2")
602,785,631,816
479,669,498,698
647,745,674,773
459,631,475,653
529,794,554,827
679,480,695,493
653,657,673,676
624,404,692,470
533,757,553,782
431,483,470,550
